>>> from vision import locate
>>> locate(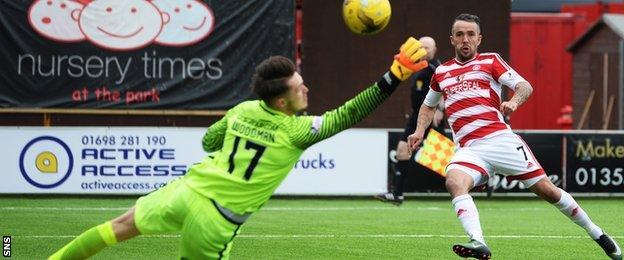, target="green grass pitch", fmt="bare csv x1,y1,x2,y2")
1,196,622,259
